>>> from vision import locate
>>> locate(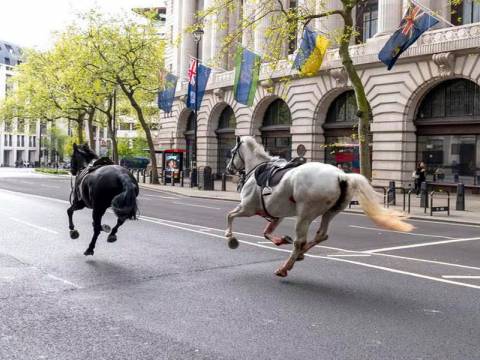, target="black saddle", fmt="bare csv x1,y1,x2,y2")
254,157,306,189
87,157,115,173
